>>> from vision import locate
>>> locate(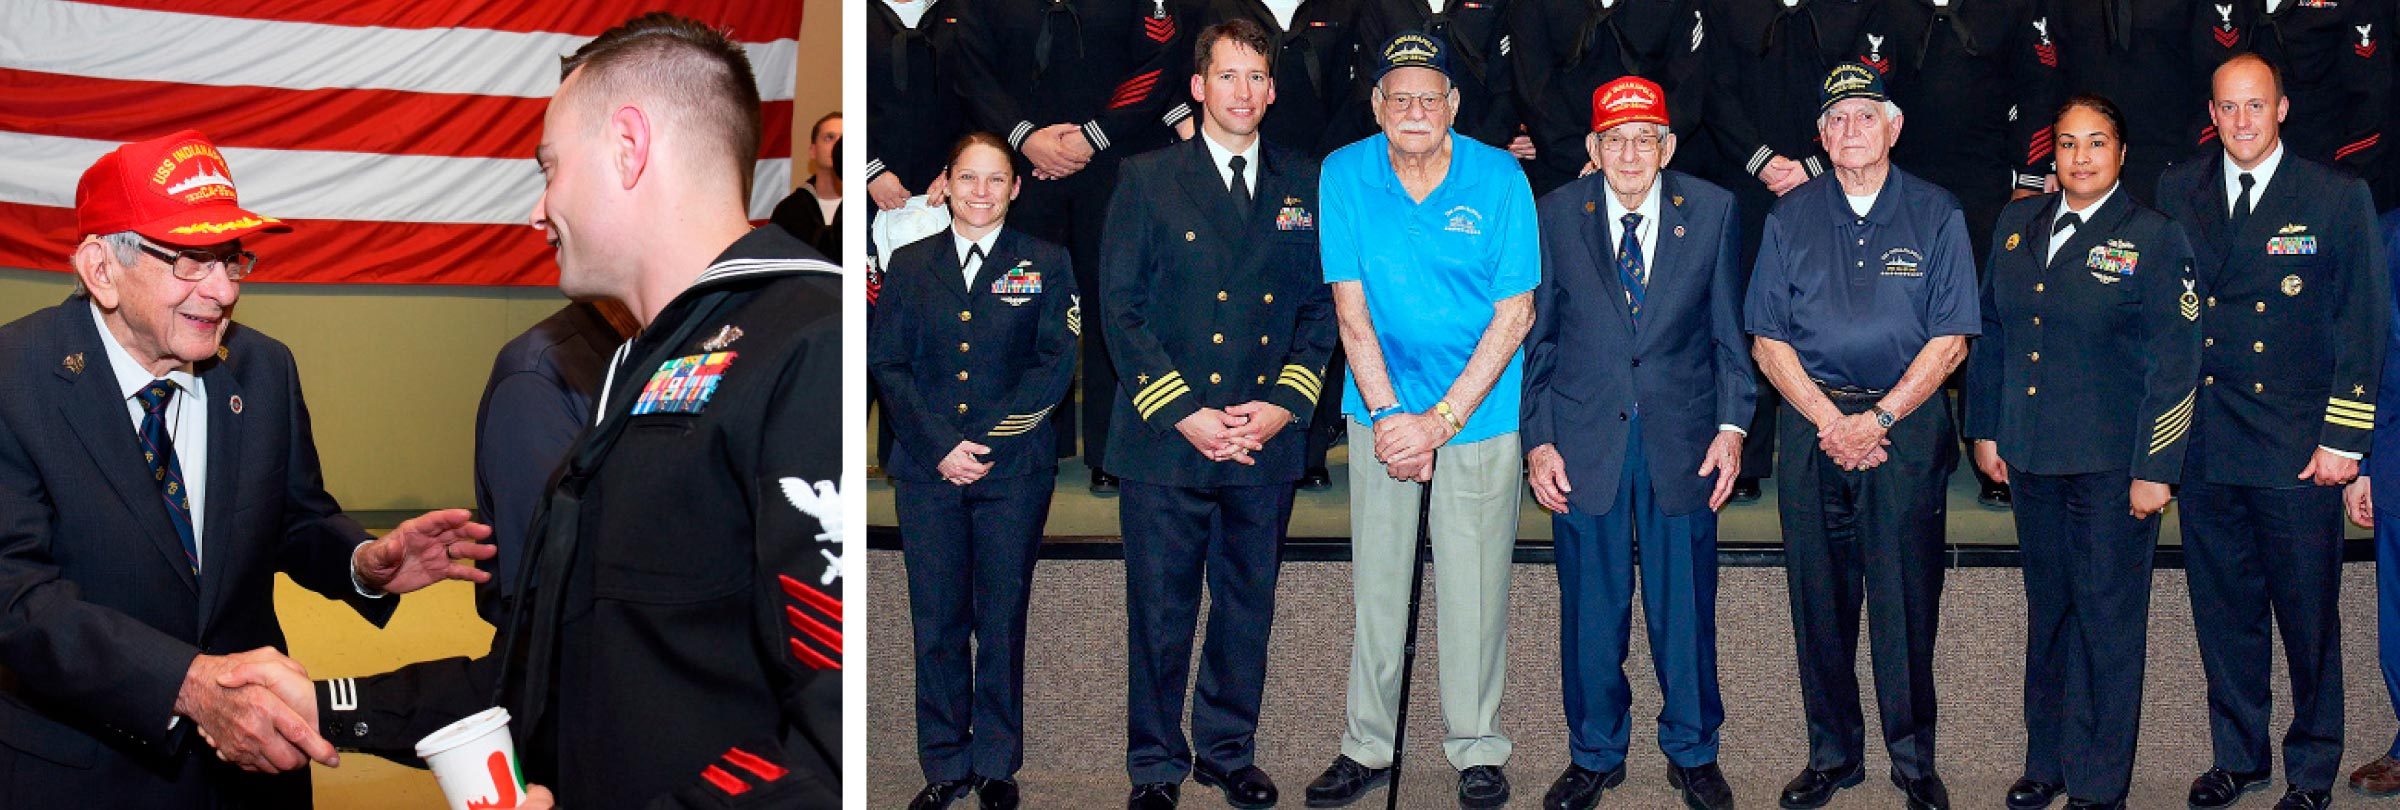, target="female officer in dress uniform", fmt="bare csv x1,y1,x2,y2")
1965,94,2202,810
872,133,1081,810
